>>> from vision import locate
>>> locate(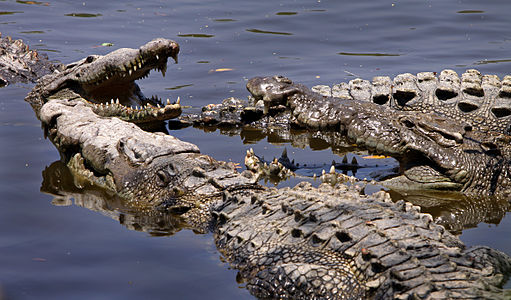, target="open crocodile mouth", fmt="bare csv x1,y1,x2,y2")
379,115,472,192
64,38,181,123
